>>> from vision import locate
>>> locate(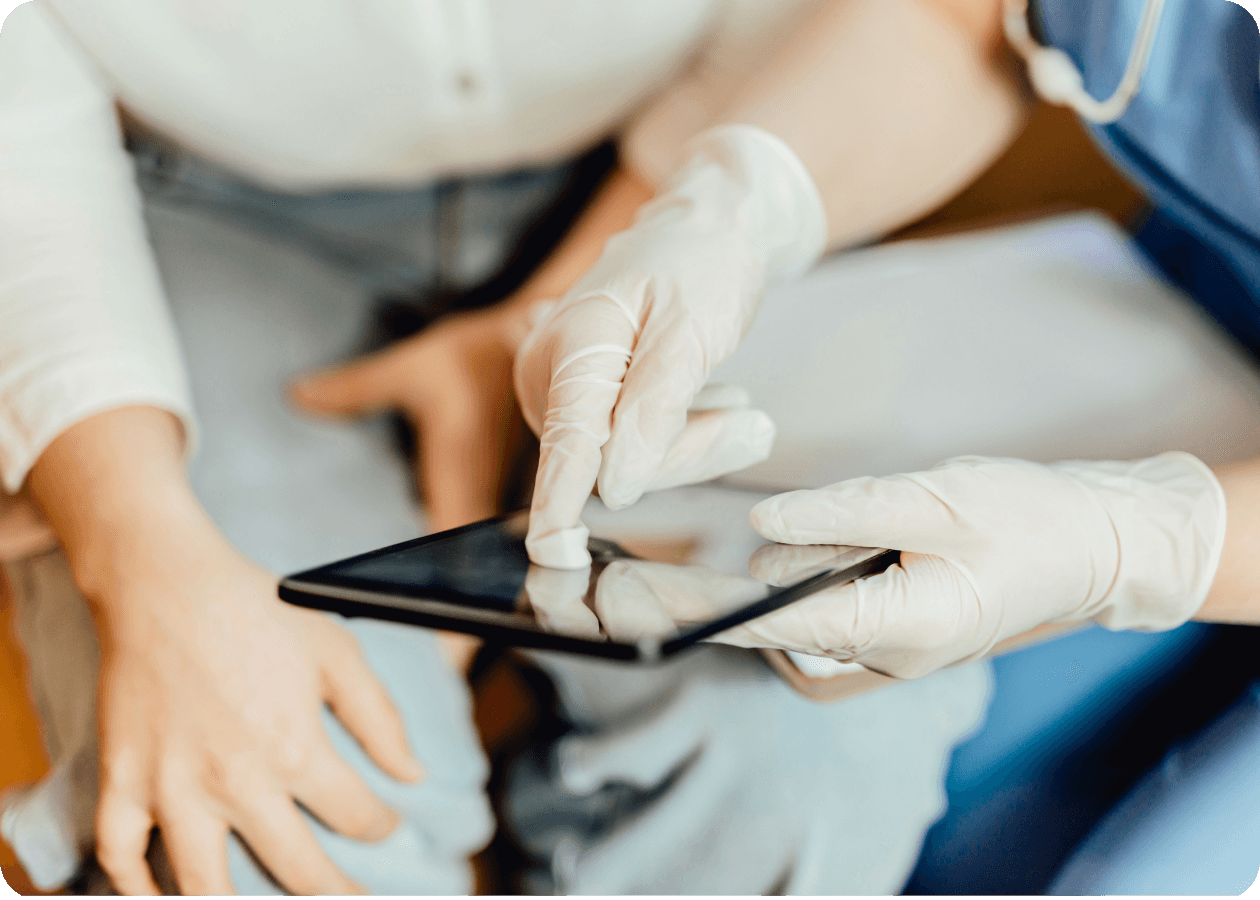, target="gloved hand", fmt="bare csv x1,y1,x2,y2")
523,565,601,637
523,550,874,647
514,124,827,568
520,558,761,644
714,452,1226,679
592,559,766,642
